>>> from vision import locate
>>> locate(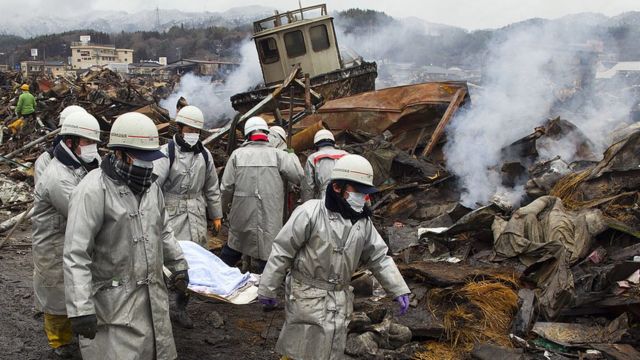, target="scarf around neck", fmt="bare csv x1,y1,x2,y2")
102,153,157,195
249,133,269,142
